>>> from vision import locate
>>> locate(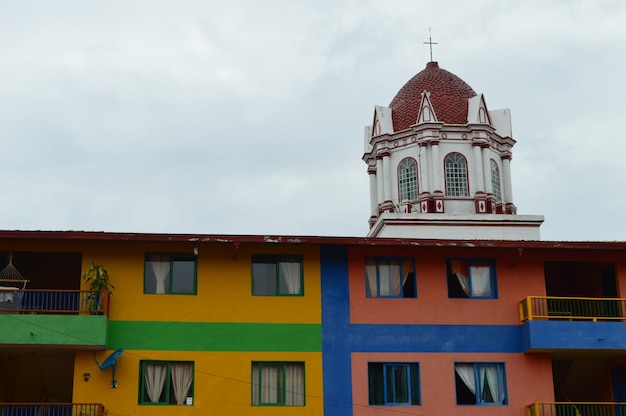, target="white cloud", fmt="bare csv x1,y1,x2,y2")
0,0,624,240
